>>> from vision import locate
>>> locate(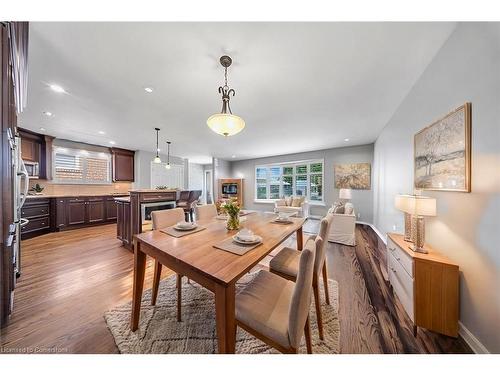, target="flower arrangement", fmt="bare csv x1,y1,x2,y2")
220,198,241,230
